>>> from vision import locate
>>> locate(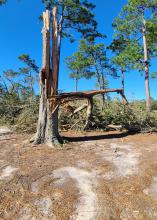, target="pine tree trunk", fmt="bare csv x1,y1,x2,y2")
34,78,47,144
45,100,61,146
29,74,34,103
52,6,59,96
75,78,78,92
121,69,124,91
121,69,125,104
34,9,62,147
142,19,151,112
101,73,106,107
